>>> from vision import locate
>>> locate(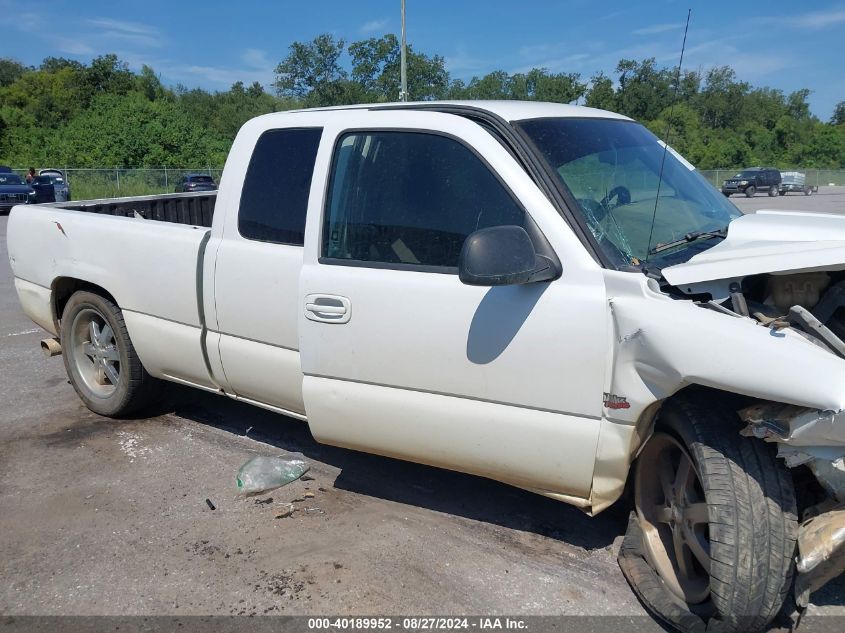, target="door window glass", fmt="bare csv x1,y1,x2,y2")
323,131,525,268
